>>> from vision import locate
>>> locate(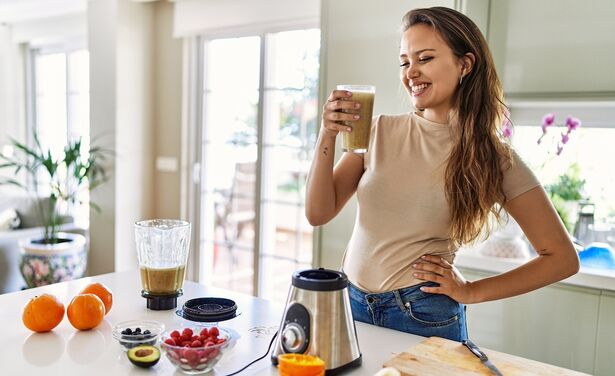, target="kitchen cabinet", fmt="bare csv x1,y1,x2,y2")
595,291,615,376
486,0,615,97
461,268,599,374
